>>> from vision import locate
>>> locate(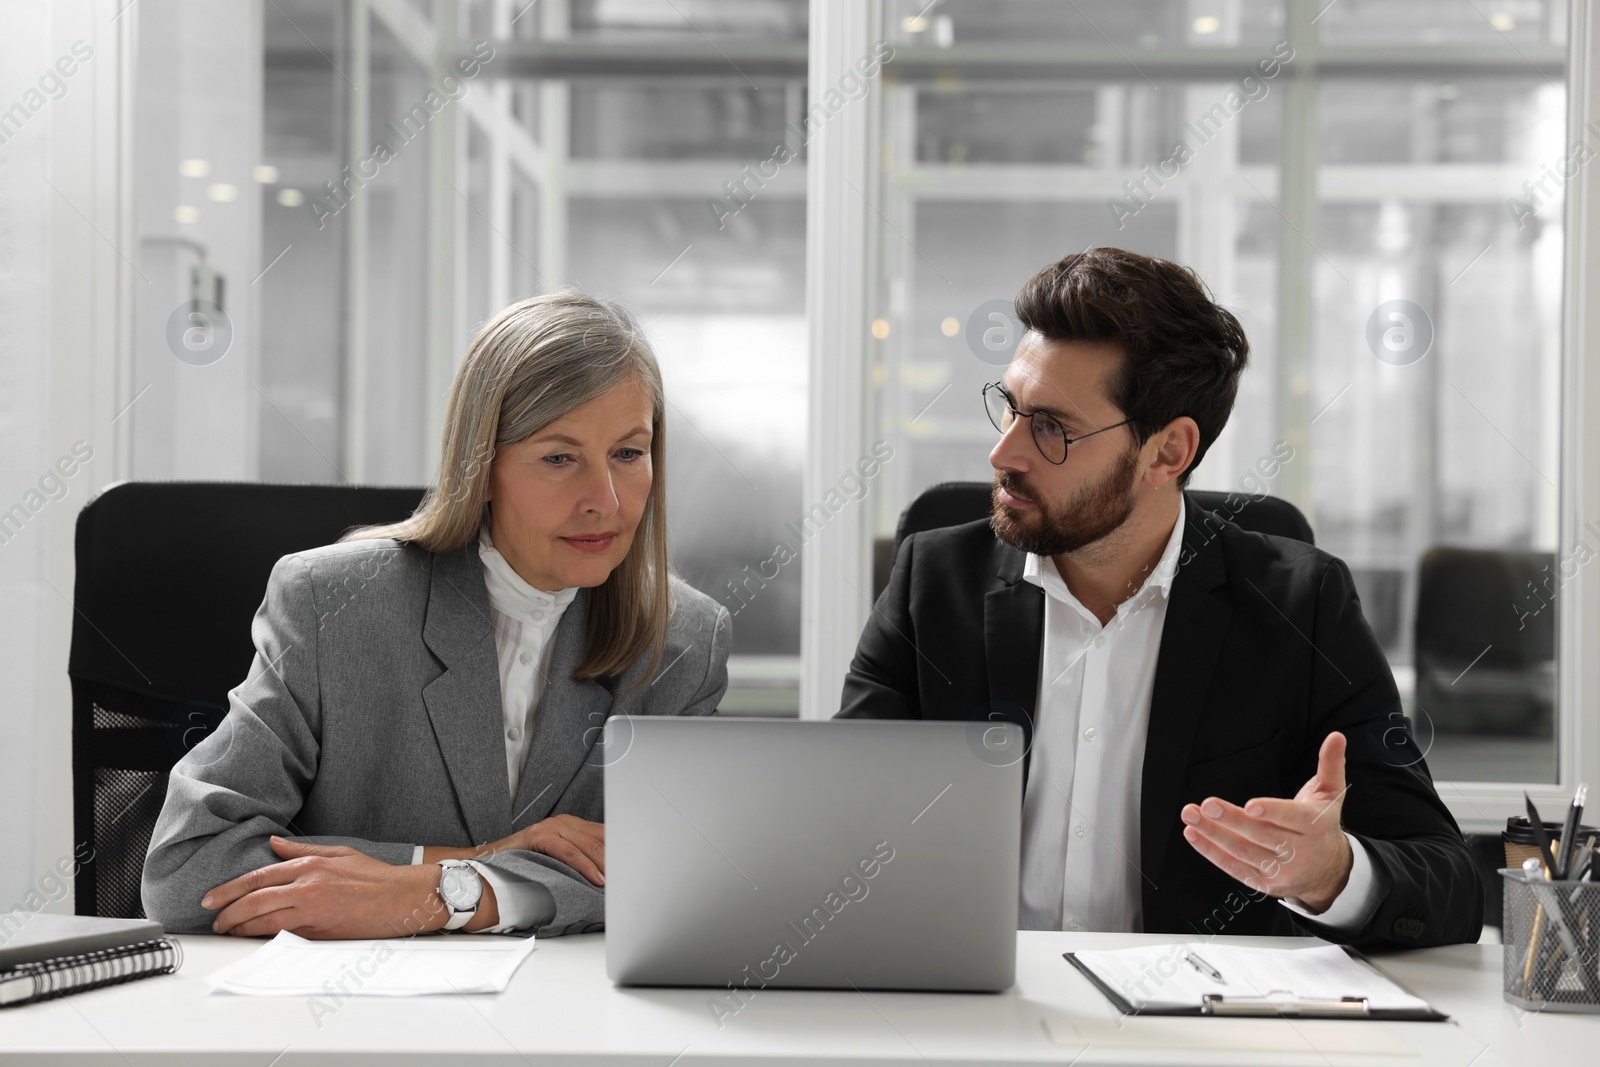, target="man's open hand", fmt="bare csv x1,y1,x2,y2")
1180,731,1354,913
